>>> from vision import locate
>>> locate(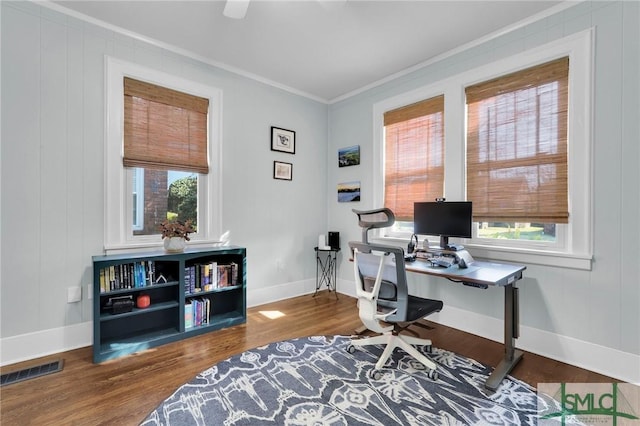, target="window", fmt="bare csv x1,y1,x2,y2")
105,57,222,252
466,58,569,244
384,96,445,225
373,30,593,269
124,77,207,236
